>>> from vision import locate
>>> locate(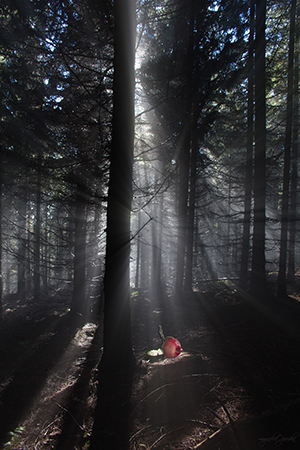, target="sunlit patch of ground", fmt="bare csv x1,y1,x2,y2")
1,321,100,450
289,293,300,303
